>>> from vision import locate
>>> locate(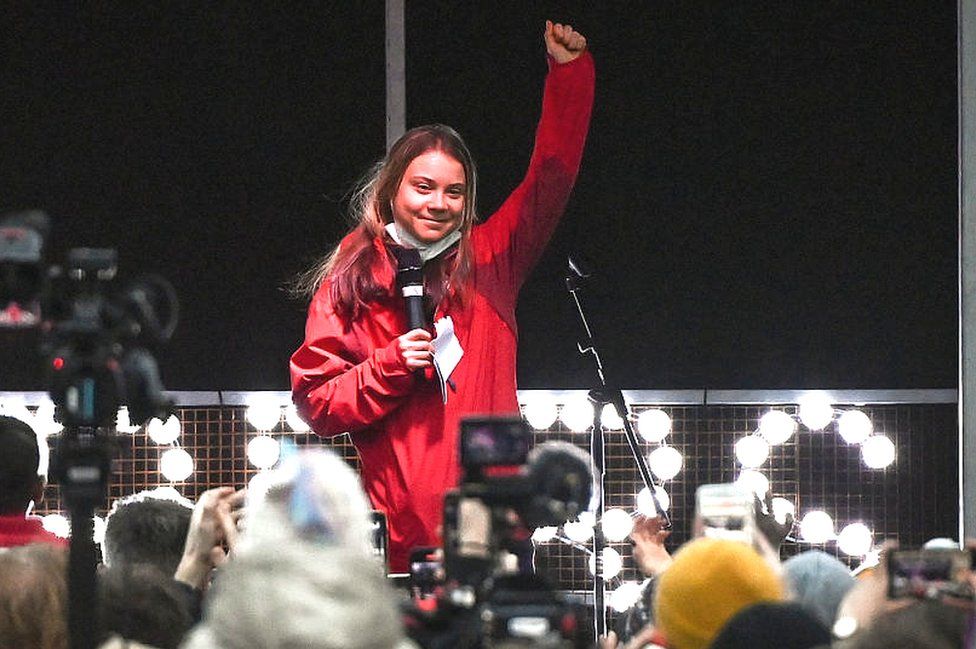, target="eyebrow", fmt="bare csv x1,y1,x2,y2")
409,175,466,188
